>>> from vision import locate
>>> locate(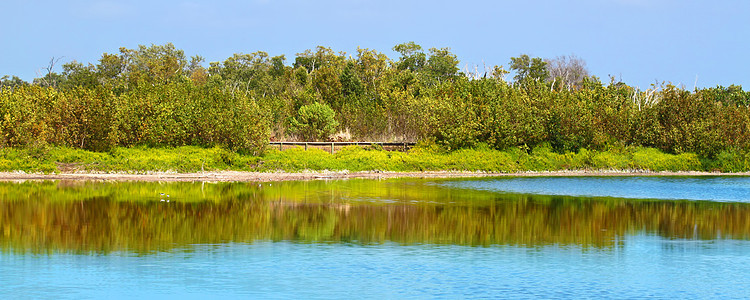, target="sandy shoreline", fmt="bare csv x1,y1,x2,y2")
0,170,747,182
